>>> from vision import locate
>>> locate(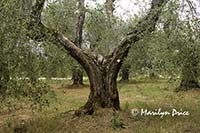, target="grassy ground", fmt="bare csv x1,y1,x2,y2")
0,79,200,133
